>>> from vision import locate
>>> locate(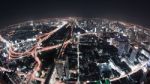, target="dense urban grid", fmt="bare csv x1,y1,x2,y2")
0,18,150,84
